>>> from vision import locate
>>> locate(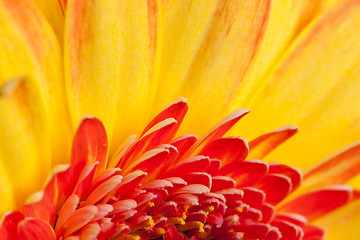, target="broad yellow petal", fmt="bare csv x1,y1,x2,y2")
65,0,153,153
0,0,72,166
31,0,65,44
0,78,50,211
154,0,270,137
312,198,360,239
235,0,318,106
231,0,360,170
0,162,14,213
150,0,218,111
